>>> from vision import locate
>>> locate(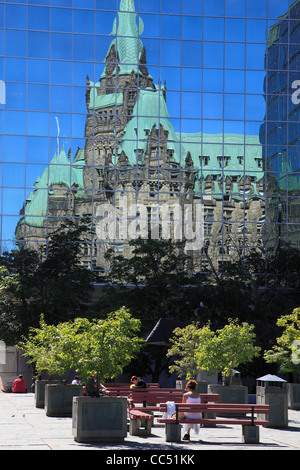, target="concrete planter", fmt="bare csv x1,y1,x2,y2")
34,380,61,408
175,380,208,393
256,385,288,427
44,384,84,417
72,396,127,443
287,383,300,410
208,384,248,417
208,384,248,404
